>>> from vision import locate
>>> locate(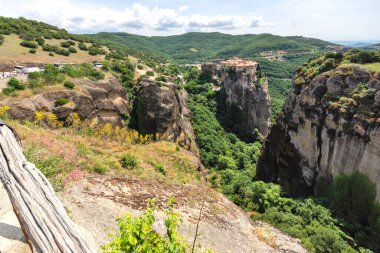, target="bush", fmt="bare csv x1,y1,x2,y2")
120,154,137,169
20,40,38,48
155,163,166,175
88,46,107,56
7,77,25,90
49,52,54,56
146,71,154,76
78,42,88,51
68,47,77,53
29,49,36,54
89,69,105,80
155,76,167,82
54,98,69,107
137,64,143,70
2,87,15,95
64,81,75,89
102,199,189,253
60,41,71,48
54,48,70,56
36,37,45,46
